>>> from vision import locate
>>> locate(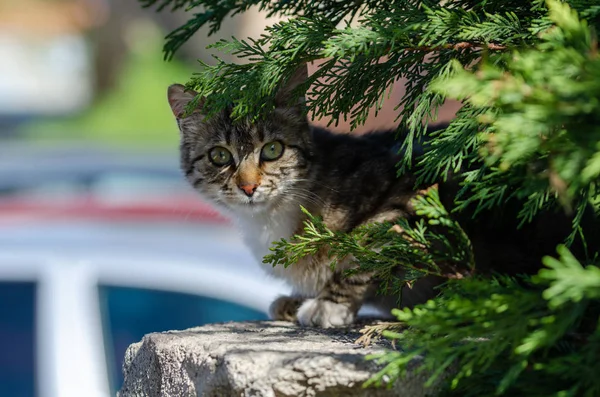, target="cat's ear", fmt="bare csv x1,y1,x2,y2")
274,64,308,110
167,84,204,118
